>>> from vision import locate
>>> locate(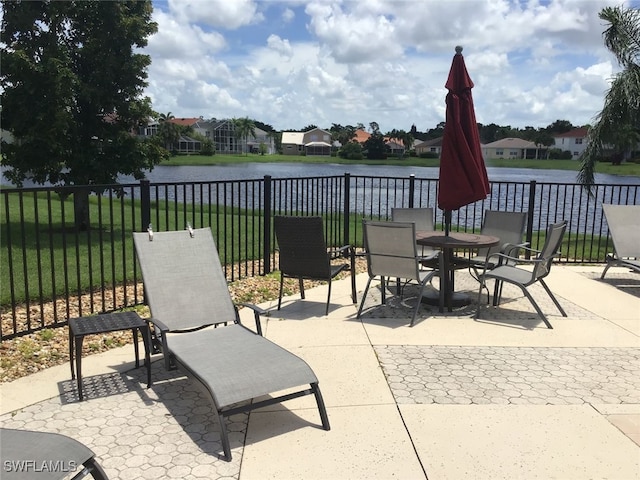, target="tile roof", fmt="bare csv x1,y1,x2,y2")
553,127,589,138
